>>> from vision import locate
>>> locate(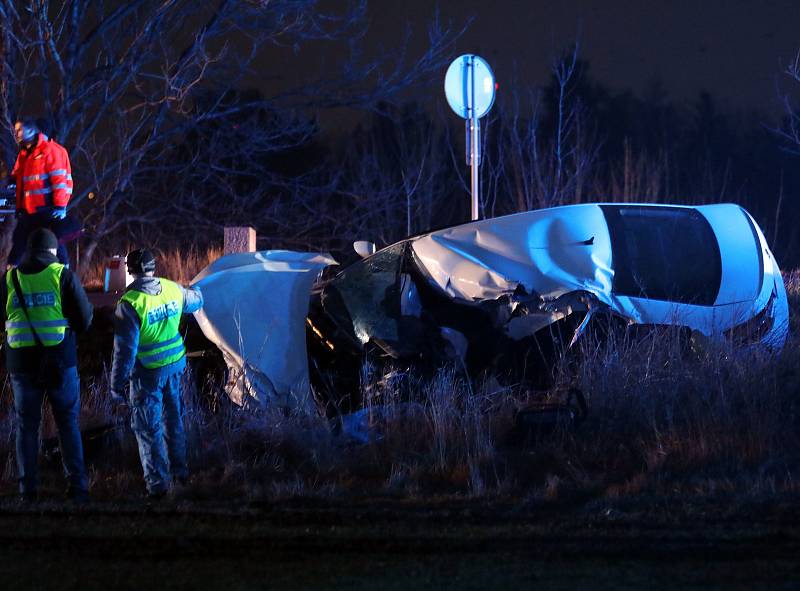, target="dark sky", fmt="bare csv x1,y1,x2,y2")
365,0,799,118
